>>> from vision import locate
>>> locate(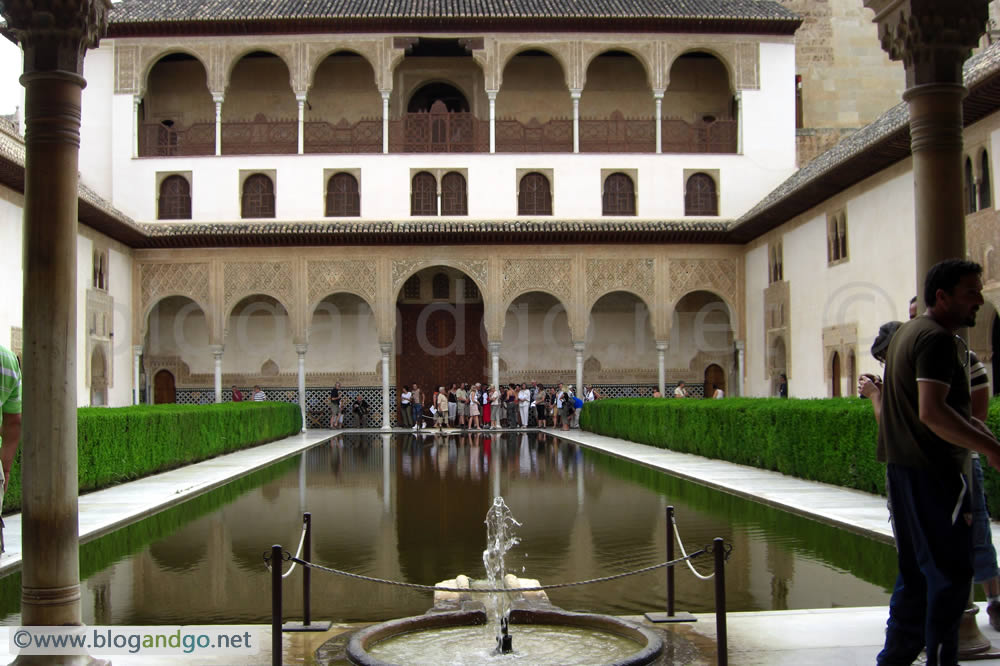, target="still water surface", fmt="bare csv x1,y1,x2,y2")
0,432,894,625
